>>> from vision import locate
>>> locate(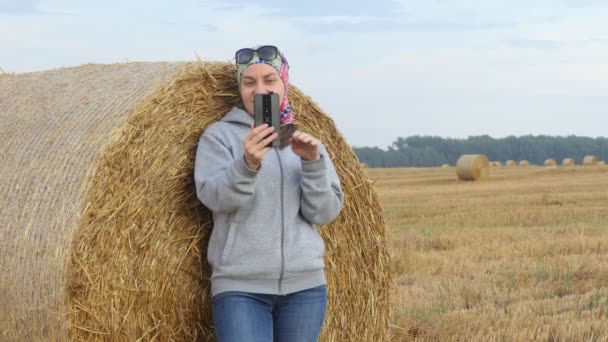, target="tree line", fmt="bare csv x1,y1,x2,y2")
353,135,608,168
